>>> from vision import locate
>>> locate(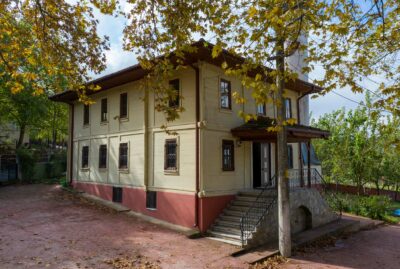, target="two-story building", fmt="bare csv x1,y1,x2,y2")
51,40,332,246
